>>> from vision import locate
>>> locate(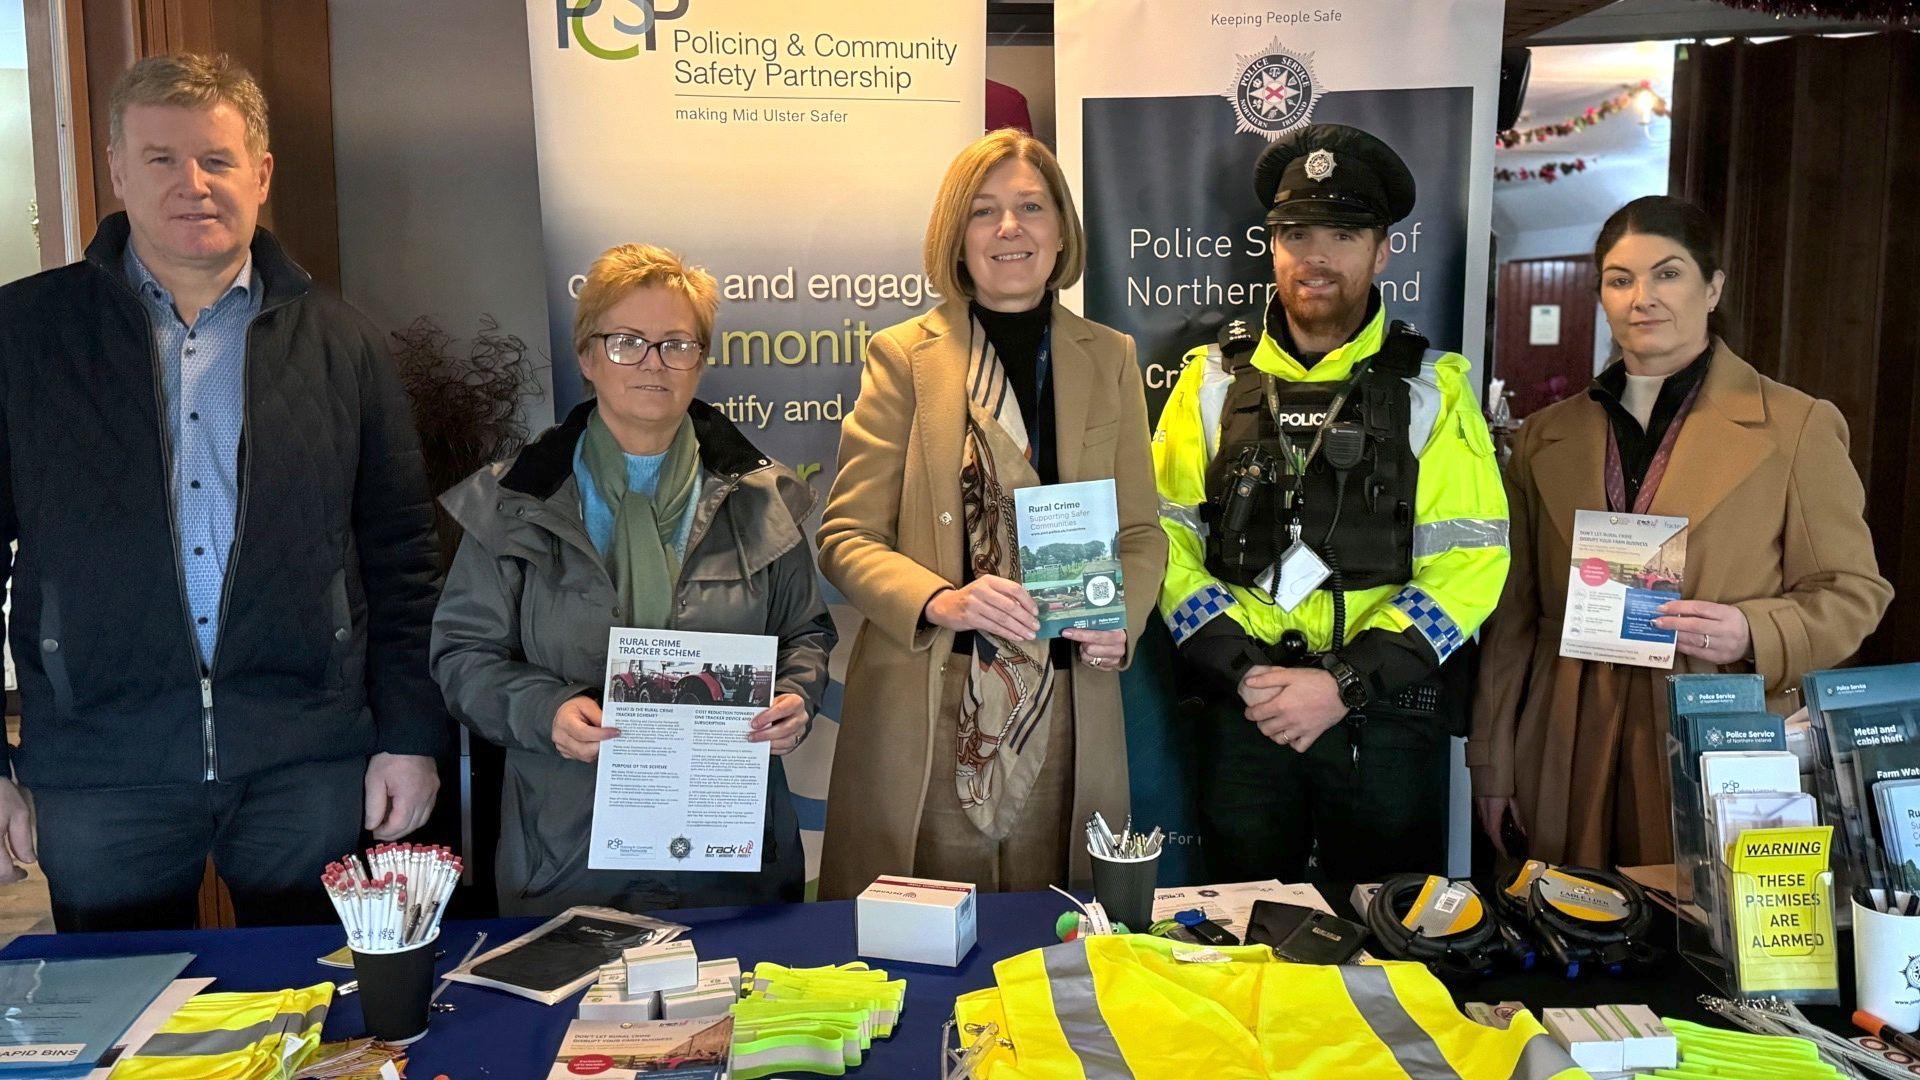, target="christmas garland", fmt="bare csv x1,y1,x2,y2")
1710,0,1916,18
1494,158,1591,184
1496,81,1669,149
